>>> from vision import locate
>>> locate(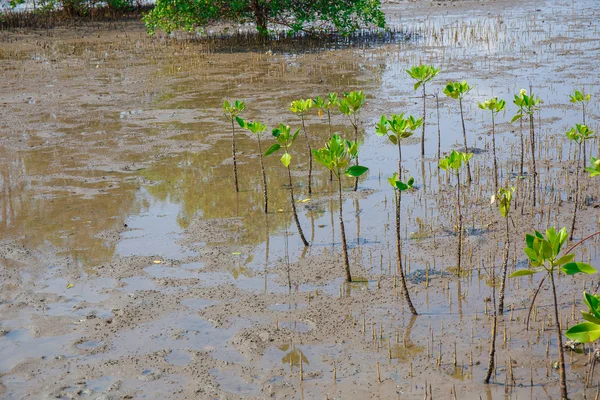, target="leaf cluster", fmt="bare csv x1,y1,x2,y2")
387,173,414,191
565,124,595,144
375,113,423,145
509,227,596,277
511,89,541,122
338,91,365,117
569,90,591,104
312,134,368,178
290,98,314,115
586,156,600,177
566,292,600,343
406,65,440,90
438,150,473,172
443,80,472,100
223,100,246,120
478,97,506,114
264,123,301,167
490,186,515,218
236,117,267,136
